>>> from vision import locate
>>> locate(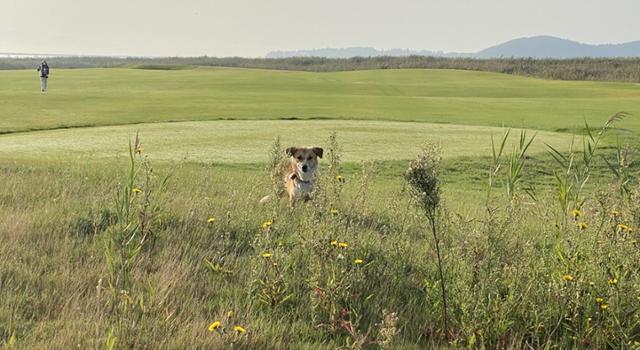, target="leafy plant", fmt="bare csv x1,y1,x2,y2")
546,112,629,216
